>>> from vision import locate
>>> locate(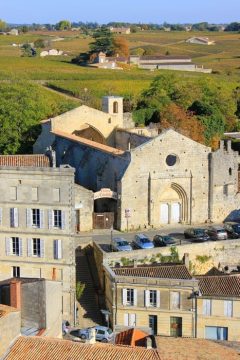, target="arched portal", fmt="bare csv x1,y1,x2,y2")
159,183,188,225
